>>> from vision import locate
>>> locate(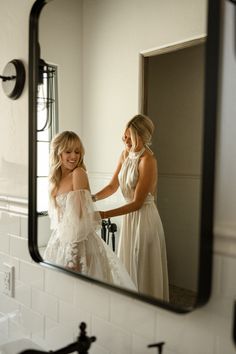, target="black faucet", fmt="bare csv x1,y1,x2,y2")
19,322,96,354
148,341,165,354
